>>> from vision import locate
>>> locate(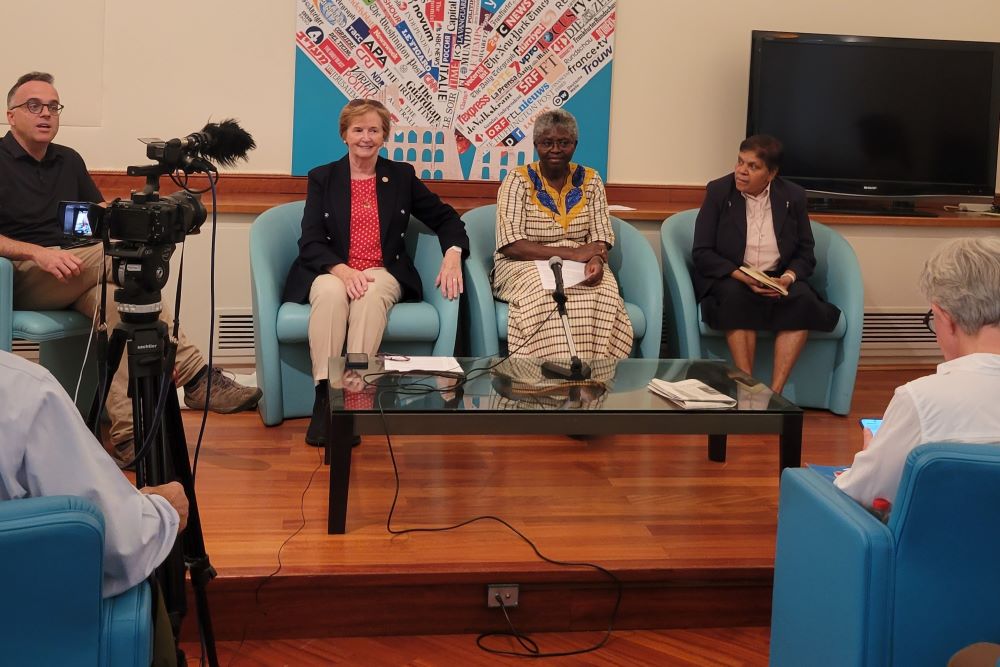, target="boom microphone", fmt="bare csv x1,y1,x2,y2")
145,119,256,171
168,119,257,167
